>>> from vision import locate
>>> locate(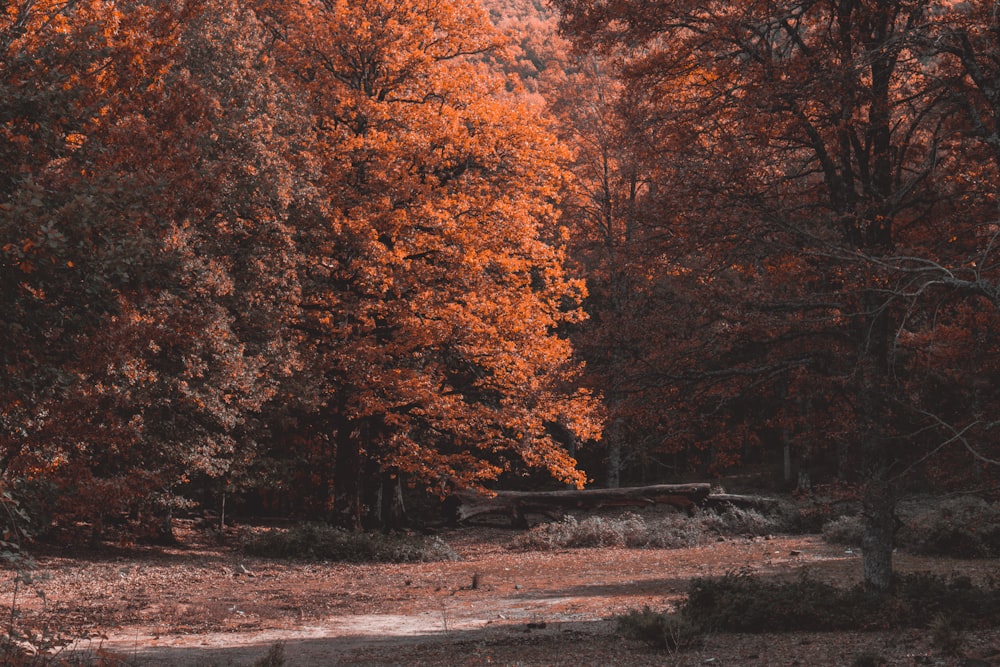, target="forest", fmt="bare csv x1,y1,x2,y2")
1,0,999,601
